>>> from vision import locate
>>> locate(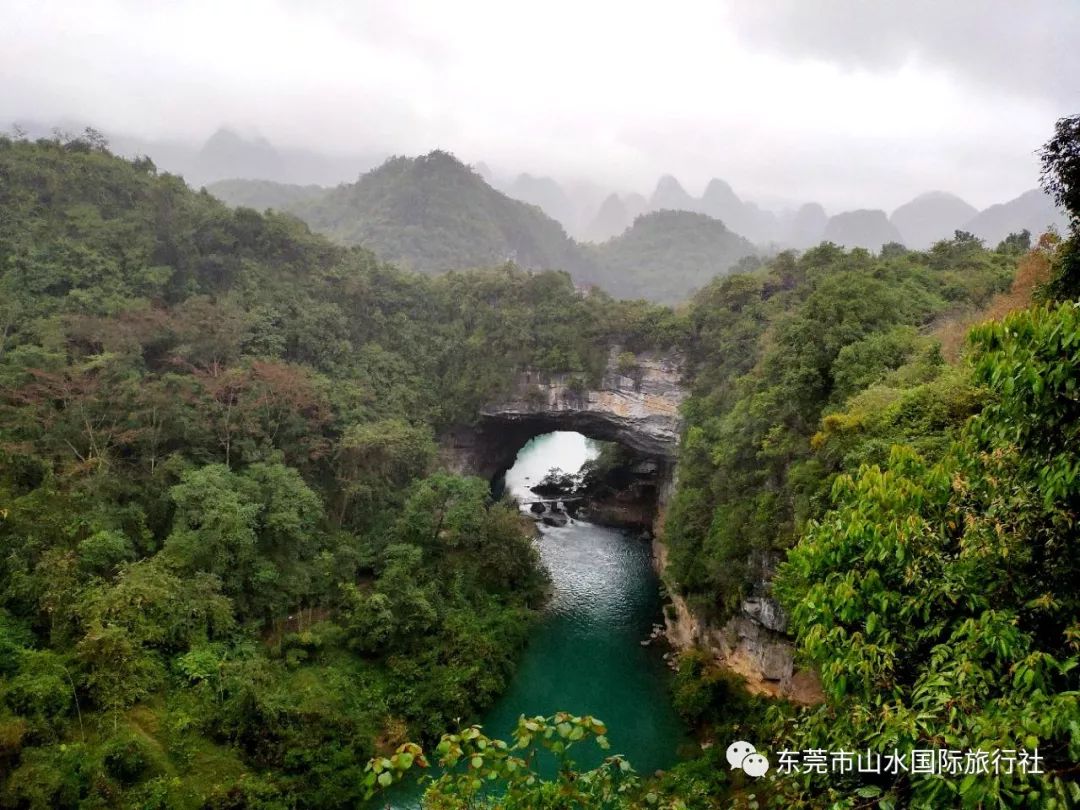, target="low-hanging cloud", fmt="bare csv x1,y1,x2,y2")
0,0,1074,211
723,0,1080,108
